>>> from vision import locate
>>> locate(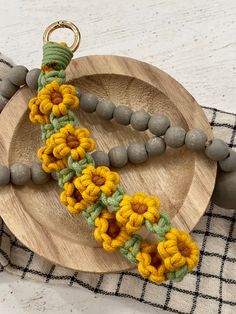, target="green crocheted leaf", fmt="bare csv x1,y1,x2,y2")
145,212,172,241
82,203,103,226
167,264,188,282
100,185,125,211
120,234,141,265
